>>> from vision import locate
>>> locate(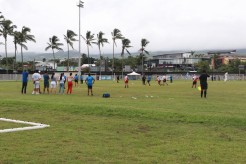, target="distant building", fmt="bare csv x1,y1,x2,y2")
35,61,55,71
123,65,131,72
207,50,242,68
150,52,209,71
